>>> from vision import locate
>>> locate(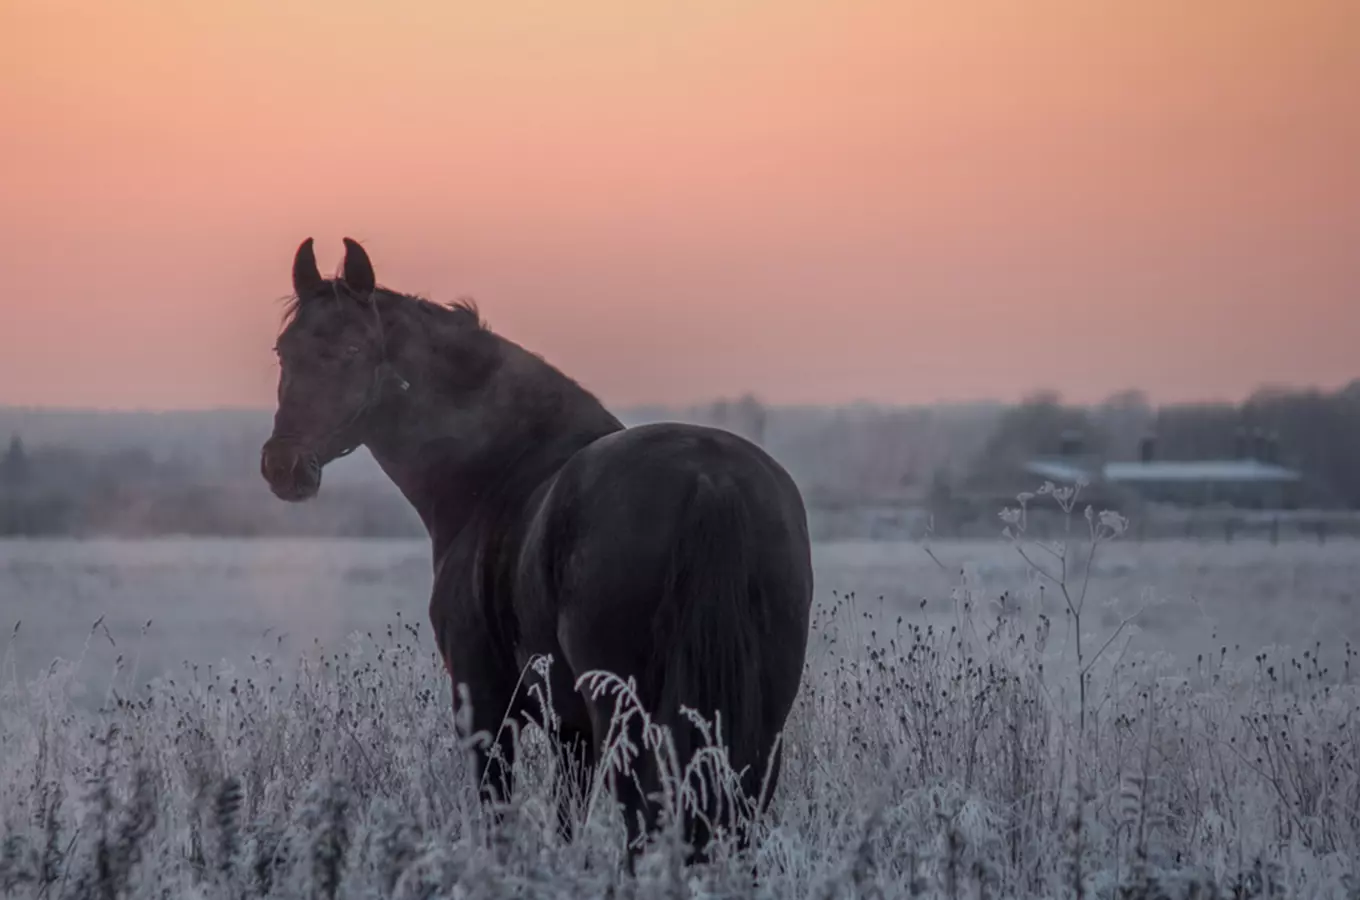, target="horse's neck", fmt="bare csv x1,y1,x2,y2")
368,344,622,560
